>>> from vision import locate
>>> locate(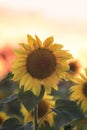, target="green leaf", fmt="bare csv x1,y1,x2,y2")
2,72,14,81
75,117,87,130
52,99,84,128
0,94,20,113
18,85,45,111
0,94,18,104
0,118,32,130
15,122,33,130
38,121,54,130
2,117,21,127
0,117,22,130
